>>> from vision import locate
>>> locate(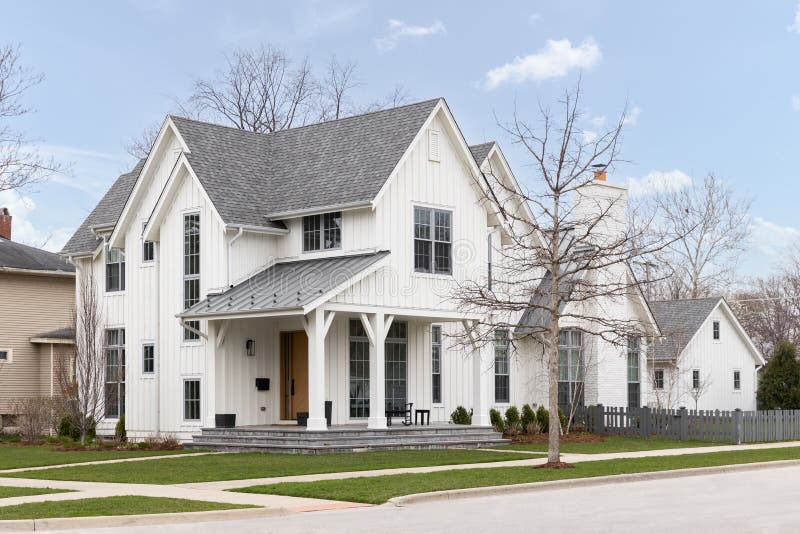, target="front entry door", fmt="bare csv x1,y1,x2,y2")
281,331,309,420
